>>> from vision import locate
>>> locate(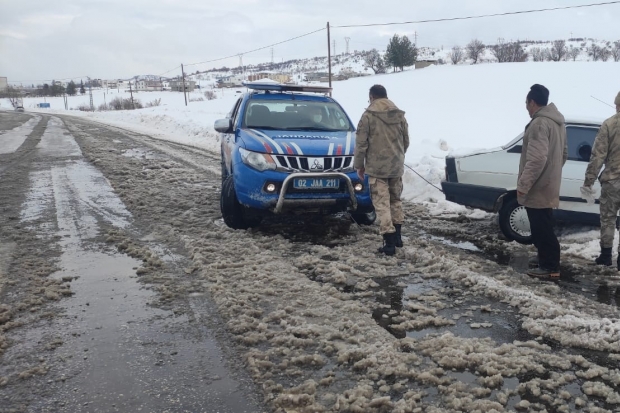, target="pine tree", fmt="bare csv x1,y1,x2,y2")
385,34,417,72
80,80,86,95
66,81,77,96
